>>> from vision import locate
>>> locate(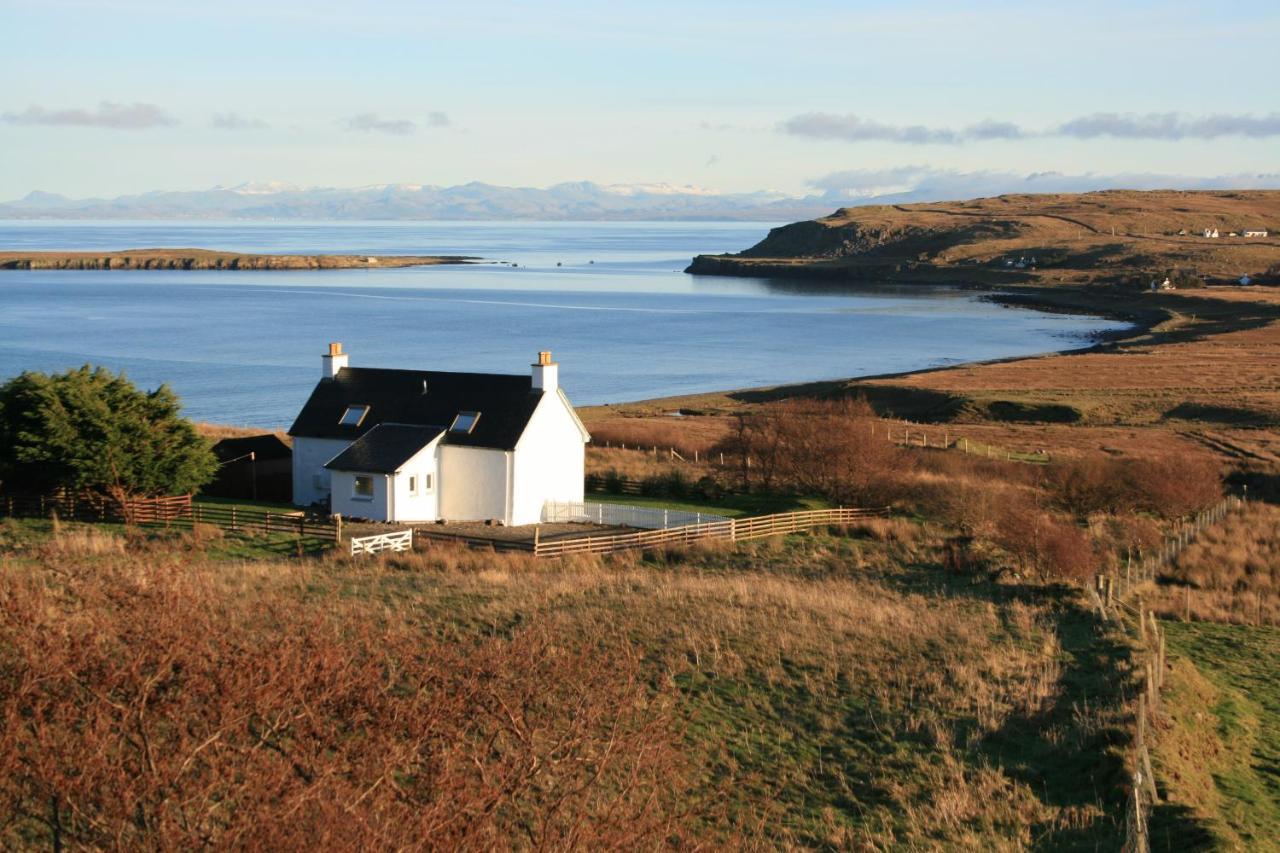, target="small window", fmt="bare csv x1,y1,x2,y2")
353,475,373,499
408,475,418,495
424,473,434,492
339,404,369,427
450,411,480,434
